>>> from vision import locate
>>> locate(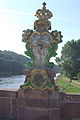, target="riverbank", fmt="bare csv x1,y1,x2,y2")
0,72,24,78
